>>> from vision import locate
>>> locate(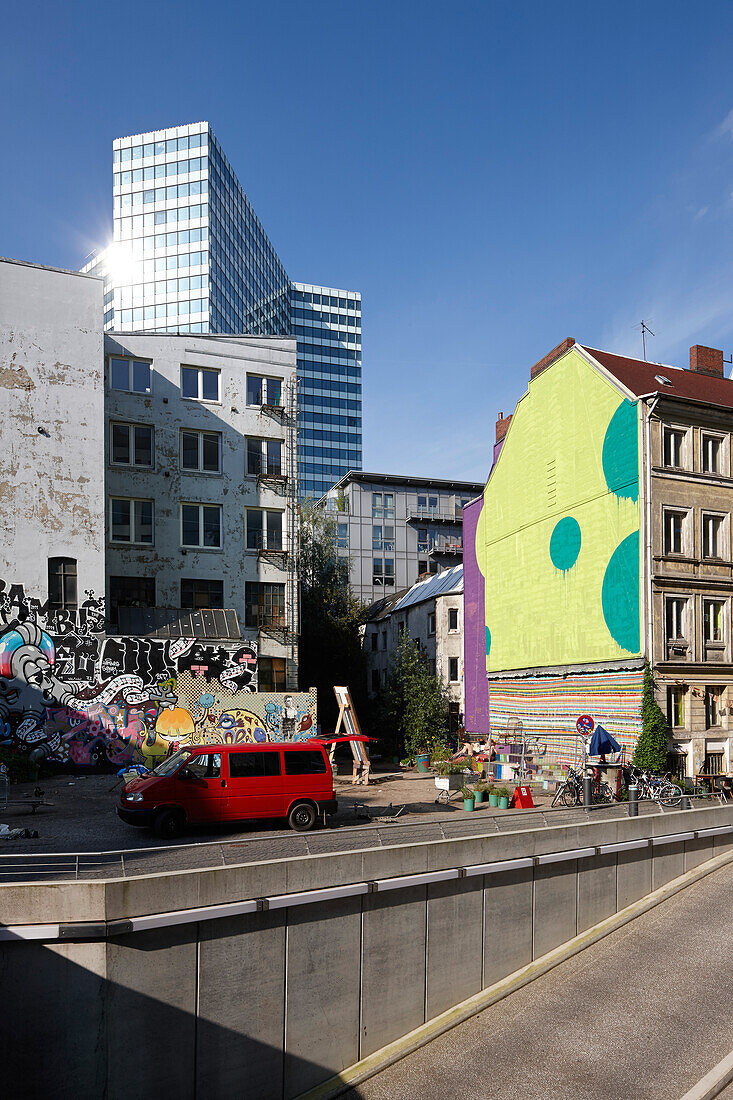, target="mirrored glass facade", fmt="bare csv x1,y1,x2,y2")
83,121,362,497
